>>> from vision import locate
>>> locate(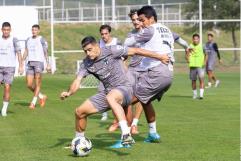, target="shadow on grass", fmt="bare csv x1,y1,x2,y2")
50,137,72,148
14,101,29,107
168,95,191,98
